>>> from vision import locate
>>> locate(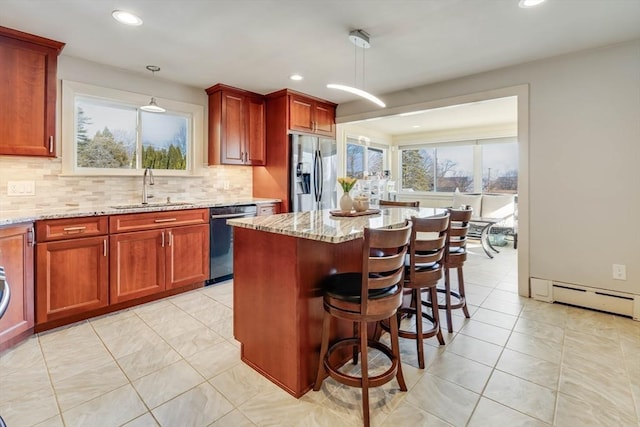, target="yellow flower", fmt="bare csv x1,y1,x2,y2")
337,176,357,193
